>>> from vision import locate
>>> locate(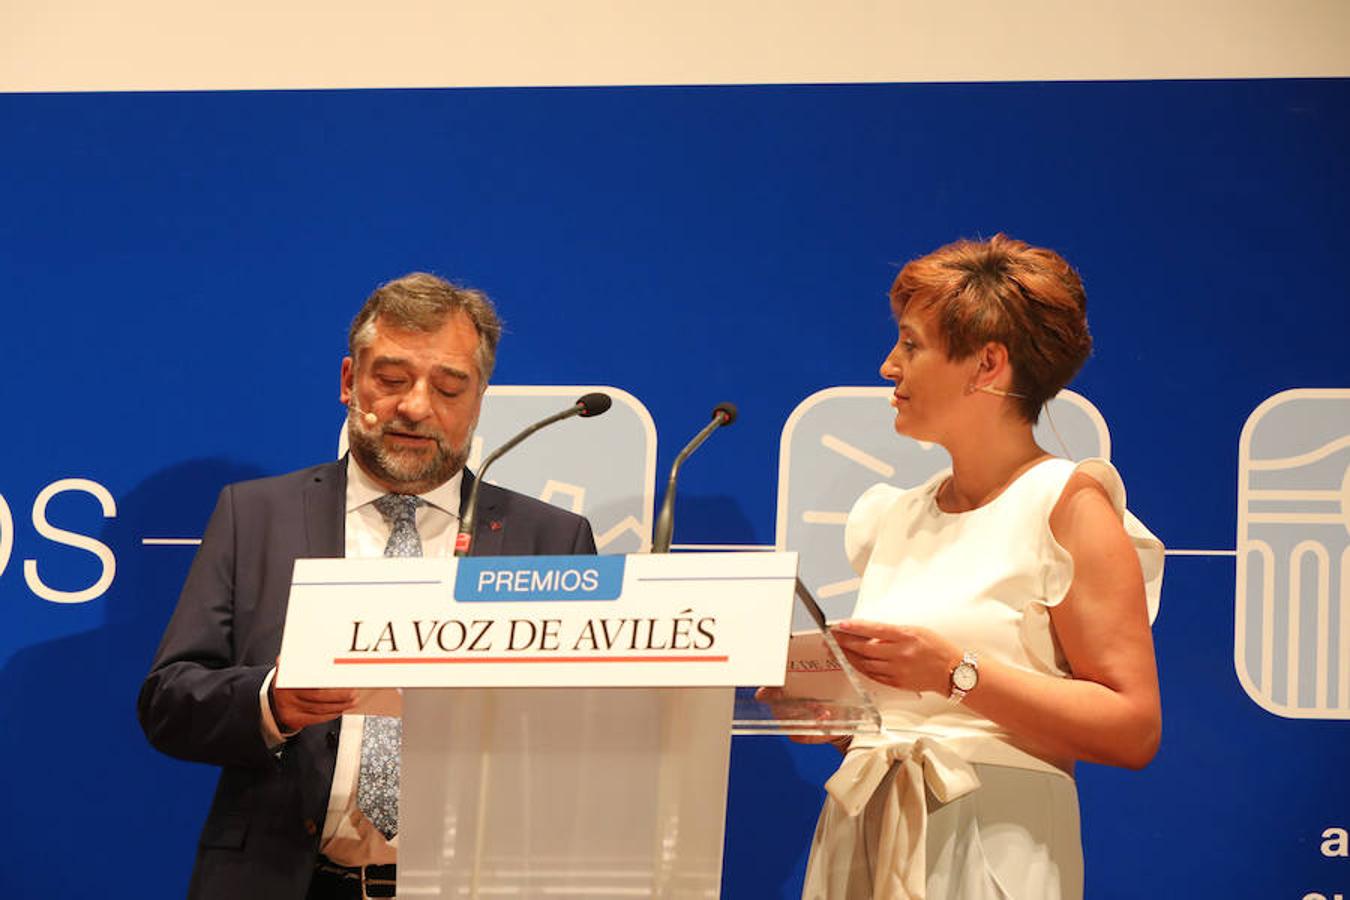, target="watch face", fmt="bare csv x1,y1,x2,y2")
953,664,978,692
